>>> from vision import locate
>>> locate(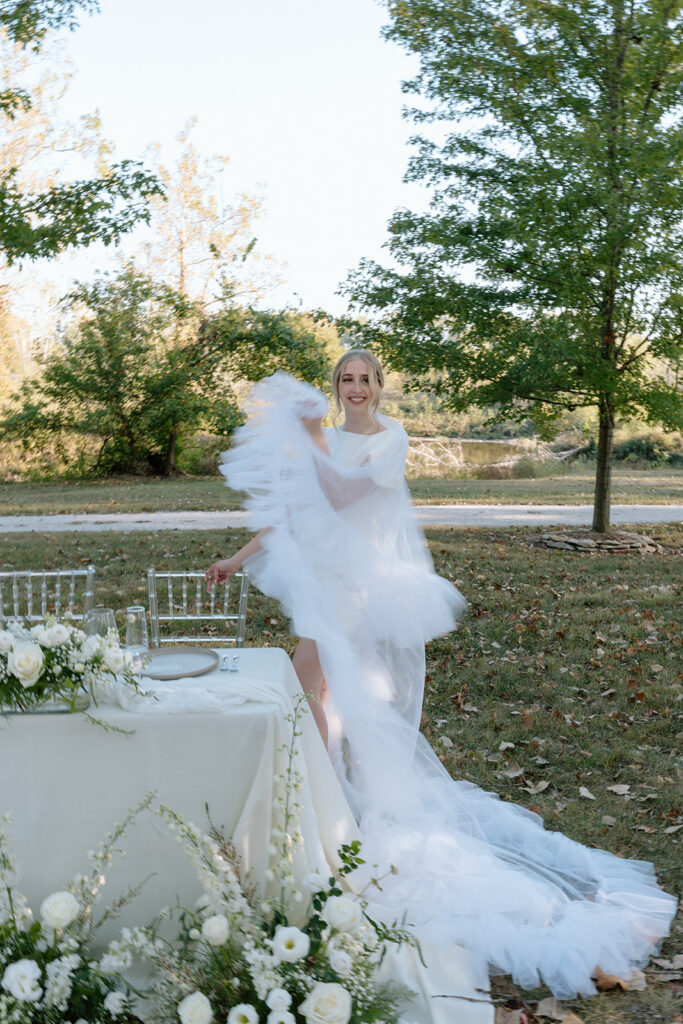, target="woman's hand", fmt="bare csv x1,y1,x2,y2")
301,416,329,454
205,557,241,587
